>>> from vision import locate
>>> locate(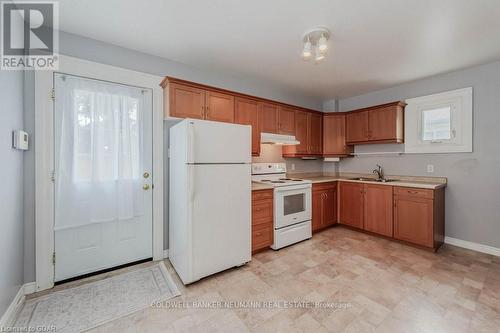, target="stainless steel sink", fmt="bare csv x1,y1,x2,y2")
348,177,398,183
